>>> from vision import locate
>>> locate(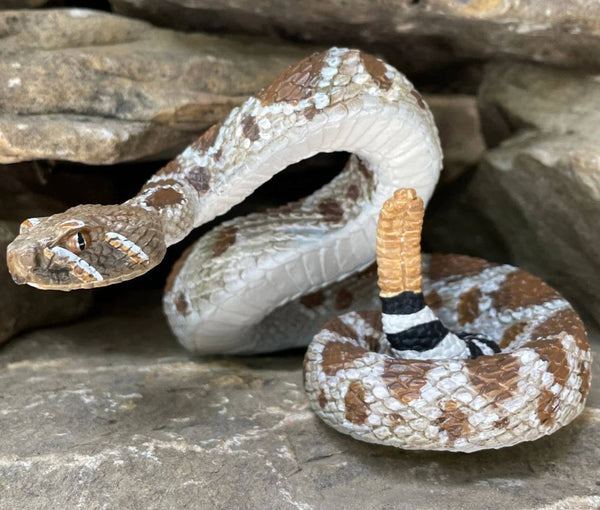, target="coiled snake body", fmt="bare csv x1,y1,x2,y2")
6,48,591,452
